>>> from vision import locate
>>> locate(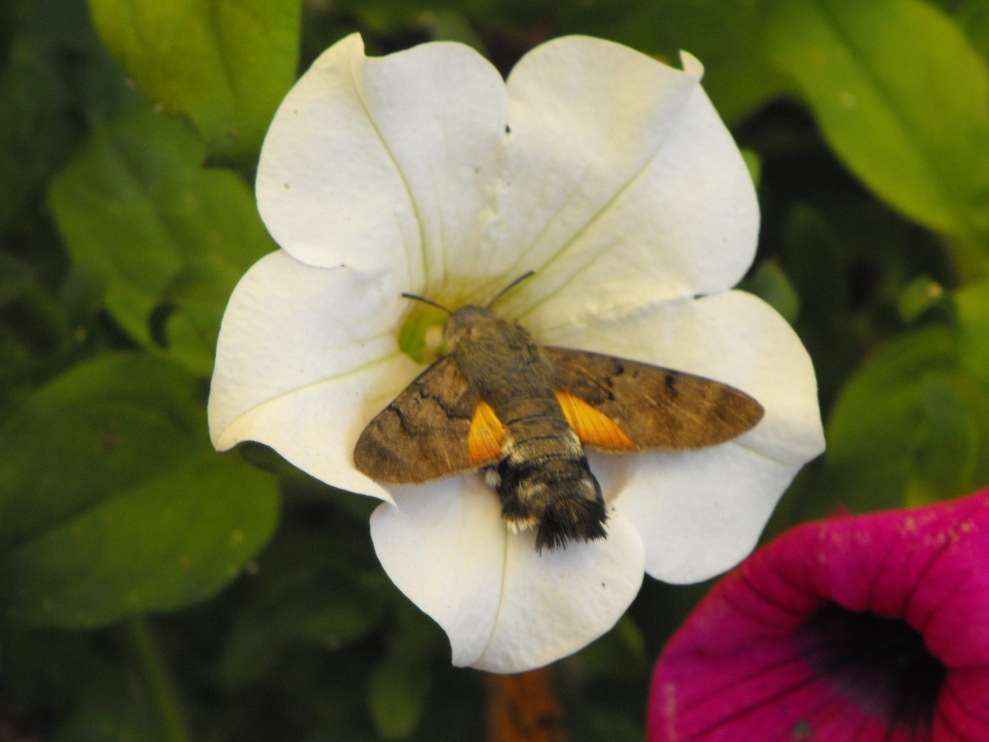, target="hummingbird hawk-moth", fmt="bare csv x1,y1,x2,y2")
354,276,764,551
